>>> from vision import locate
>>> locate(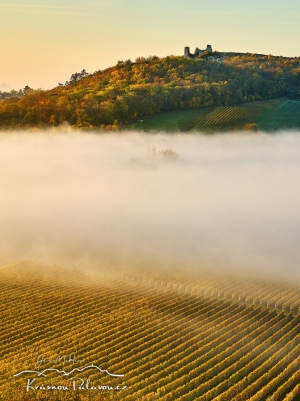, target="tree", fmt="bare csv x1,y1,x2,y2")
22,85,32,95
69,69,89,84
